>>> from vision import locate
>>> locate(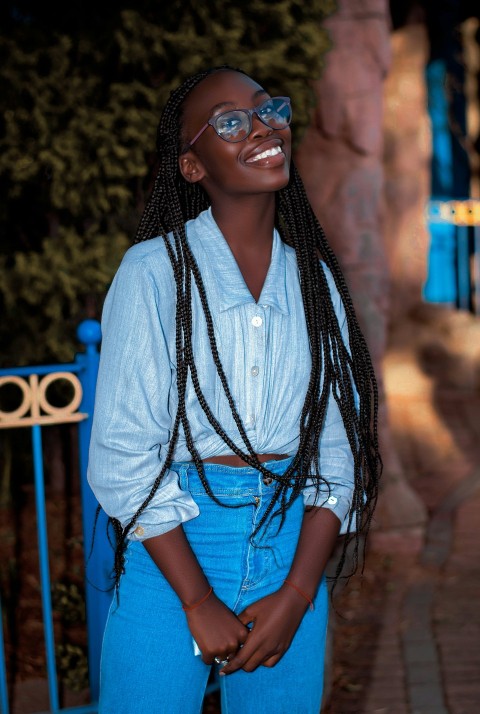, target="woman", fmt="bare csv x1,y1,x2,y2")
88,66,380,714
